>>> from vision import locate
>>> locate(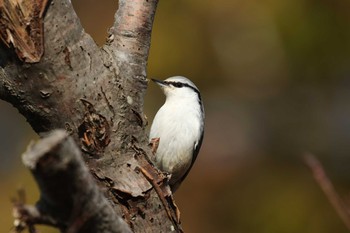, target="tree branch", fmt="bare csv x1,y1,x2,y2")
112,0,158,65
0,0,182,231
14,129,132,233
304,153,350,231
0,0,104,133
103,0,159,143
